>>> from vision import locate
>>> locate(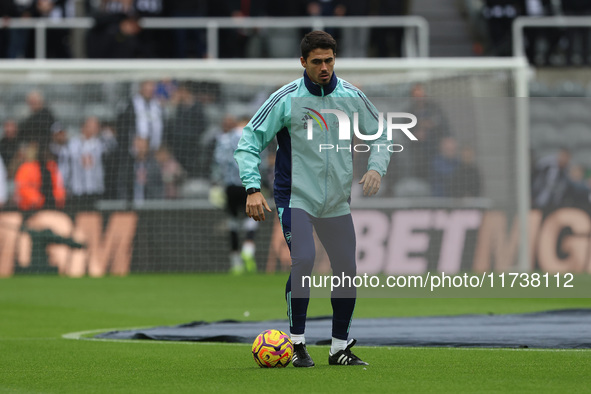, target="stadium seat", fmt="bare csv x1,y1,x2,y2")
562,123,591,149
83,103,116,122
556,99,591,124
44,84,81,102
528,81,553,97
222,84,263,102
224,102,252,120
555,80,587,97
529,99,556,122
394,177,431,197
52,102,84,126
572,149,591,170
12,103,30,119
6,84,32,103
530,122,562,150
180,178,212,199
